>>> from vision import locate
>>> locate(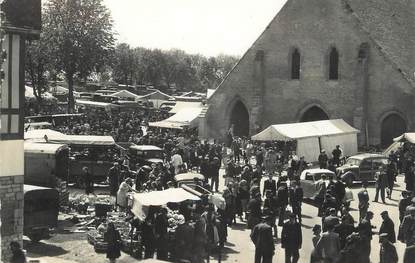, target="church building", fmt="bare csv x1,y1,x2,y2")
205,0,415,147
